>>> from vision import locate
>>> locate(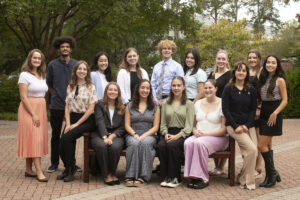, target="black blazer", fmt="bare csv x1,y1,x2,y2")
91,101,125,138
